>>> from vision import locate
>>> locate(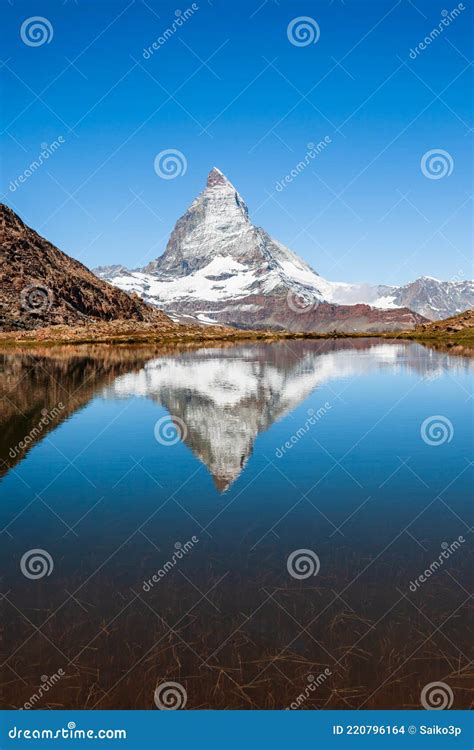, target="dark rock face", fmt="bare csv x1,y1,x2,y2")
163,295,426,333
0,204,171,331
